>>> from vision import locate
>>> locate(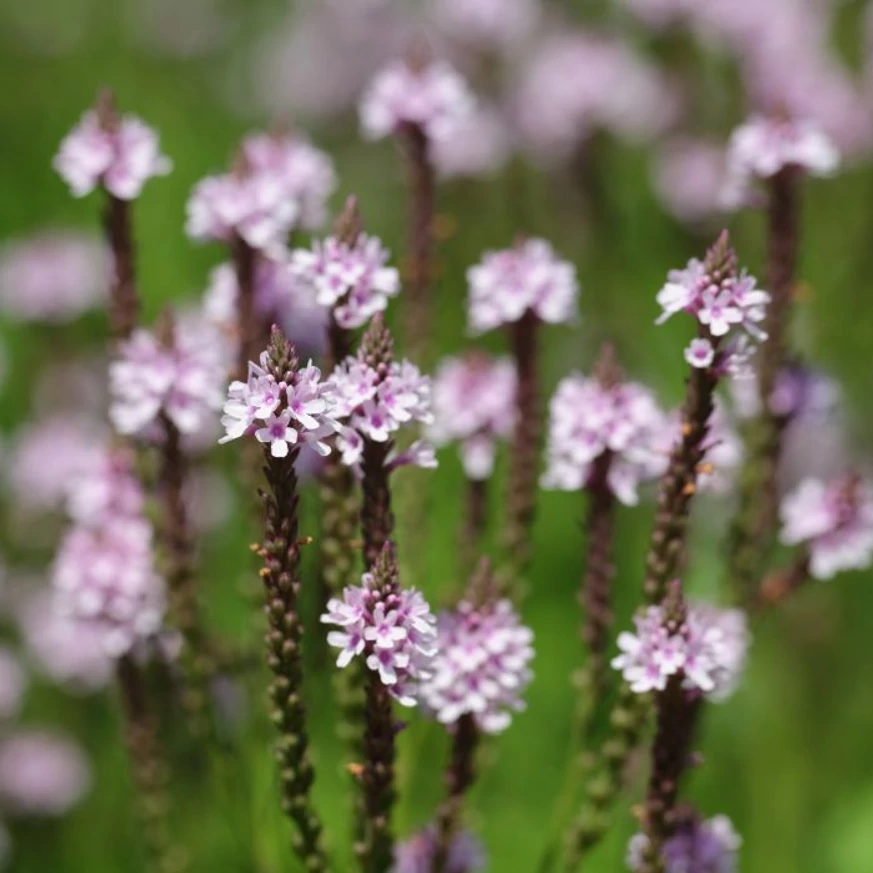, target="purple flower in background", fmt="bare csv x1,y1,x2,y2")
240,132,336,231
612,602,749,700
722,115,839,209
204,259,327,358
696,402,743,496
429,353,516,480
393,824,486,873
432,0,539,50
655,253,769,376
0,231,109,322
432,104,511,179
185,172,298,253
420,598,534,733
54,109,172,199
627,813,741,873
322,571,437,705
360,57,475,142
654,138,727,224
542,374,668,505
467,237,579,334
0,648,26,721
219,353,339,457
5,415,106,514
65,448,145,526
109,320,226,440
289,233,400,329
0,732,91,817
330,356,435,470
18,591,113,693
780,476,873,580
